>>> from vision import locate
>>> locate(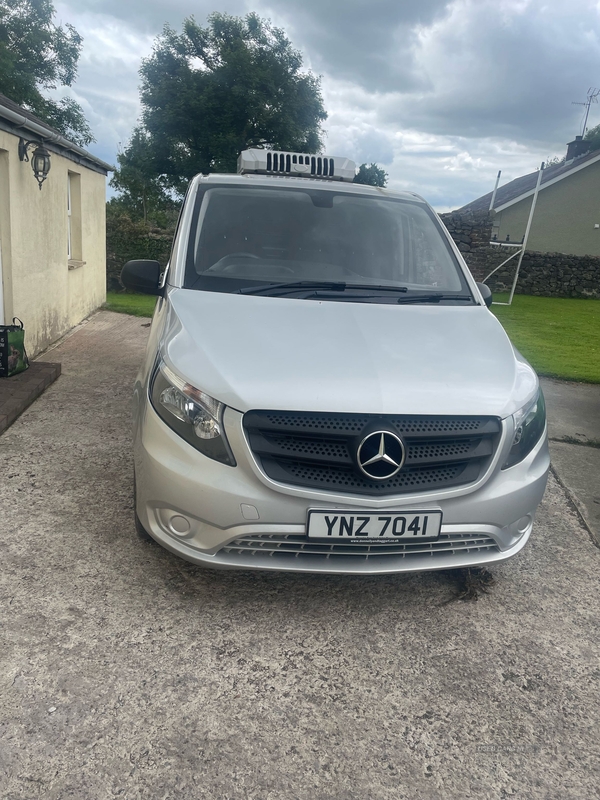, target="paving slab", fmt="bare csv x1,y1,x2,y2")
540,377,600,445
540,377,600,544
0,361,61,435
1,311,600,799
549,441,600,544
